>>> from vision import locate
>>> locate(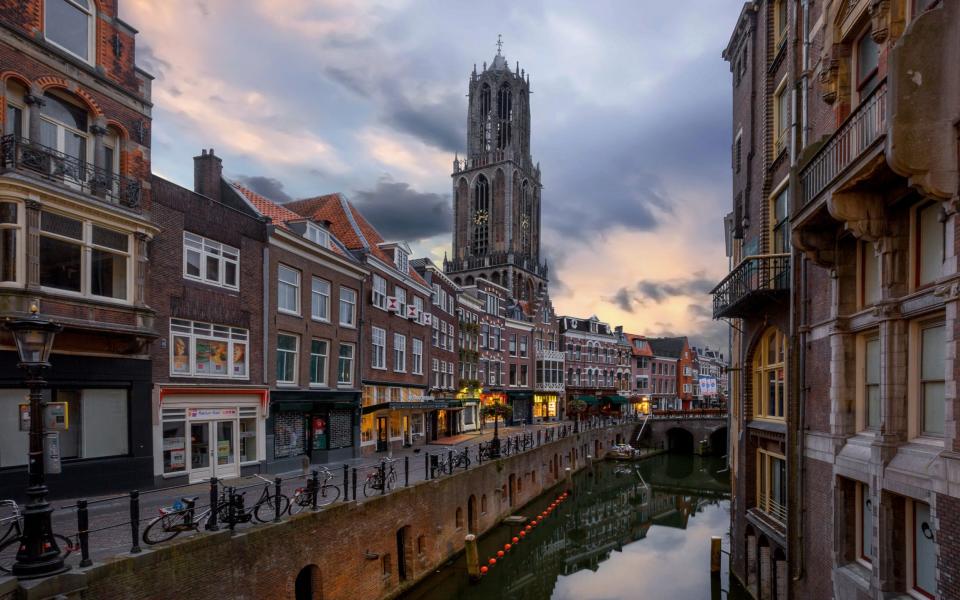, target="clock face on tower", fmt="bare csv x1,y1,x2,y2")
474,209,489,225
